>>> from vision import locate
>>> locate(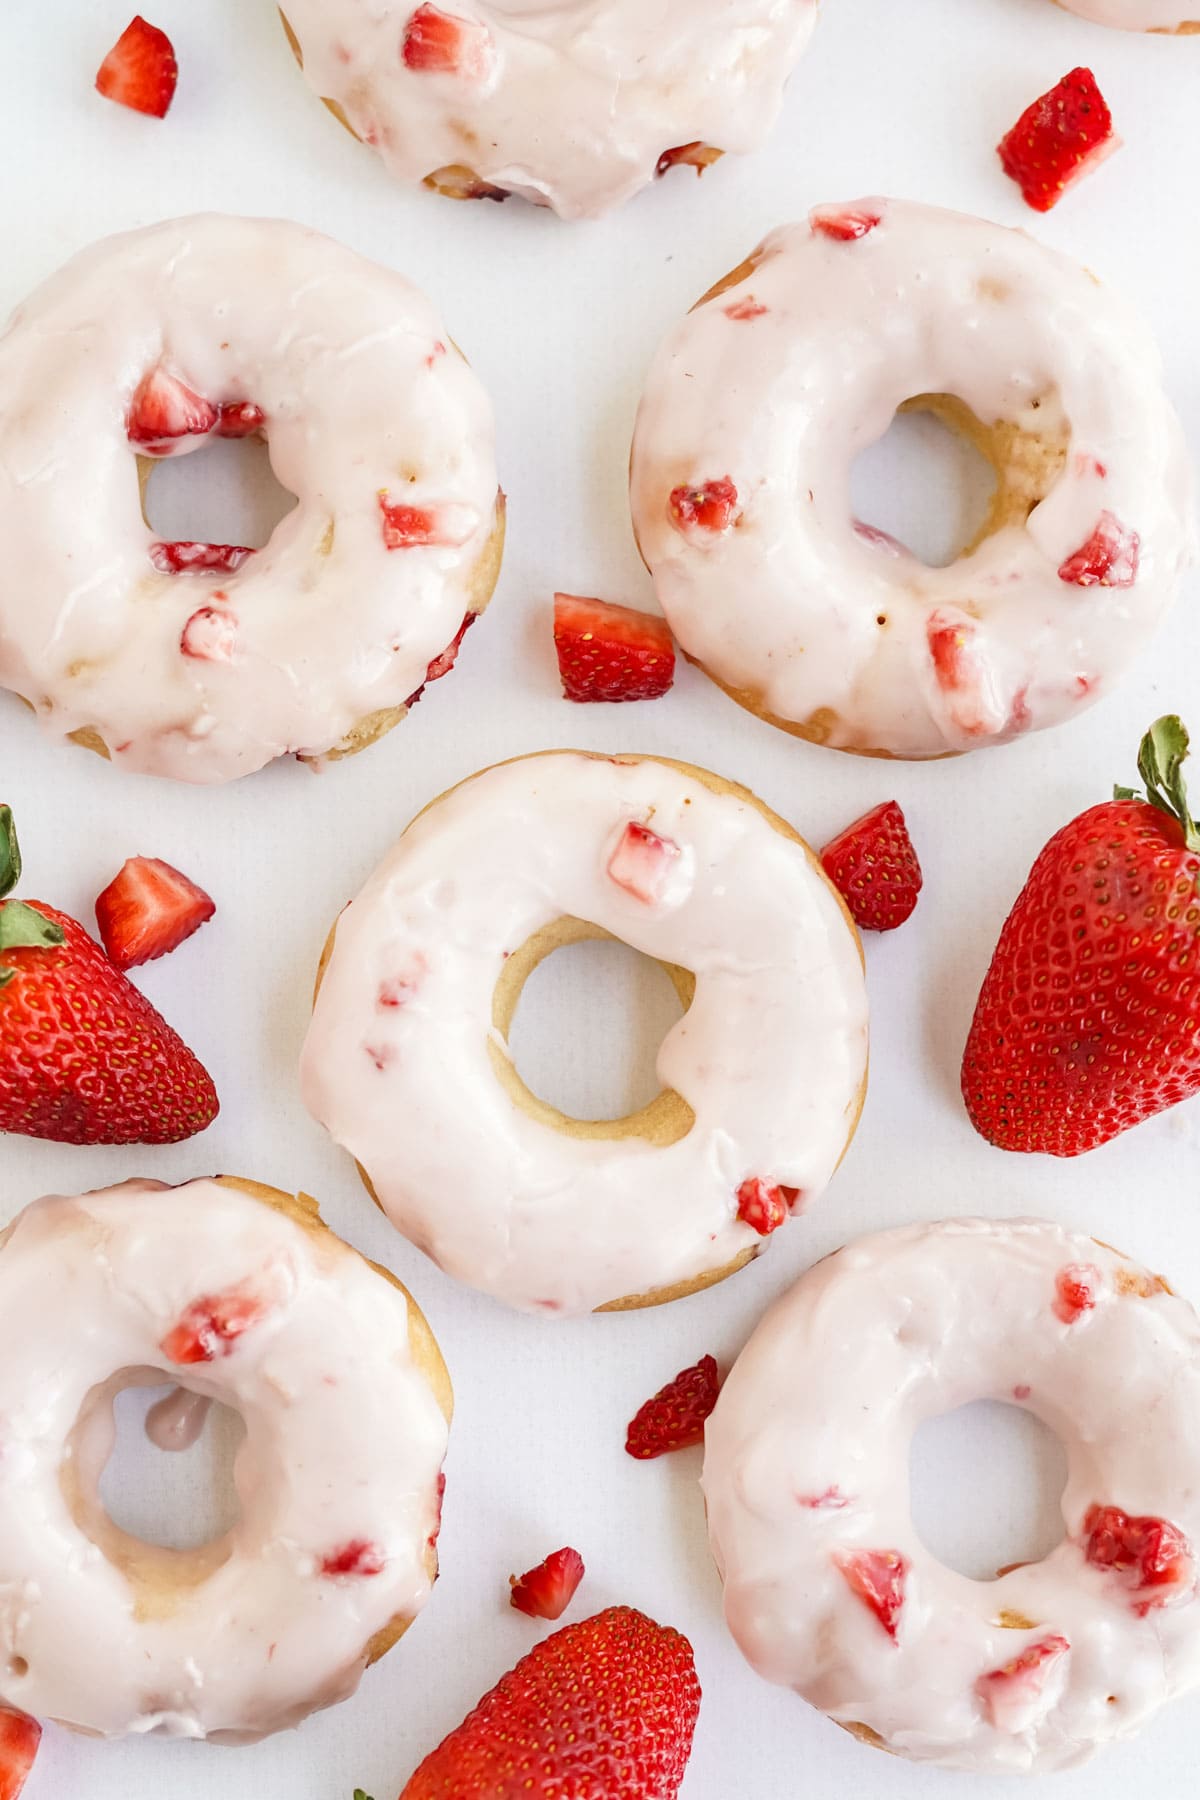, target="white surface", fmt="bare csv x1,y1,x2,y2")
0,0,1197,1794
